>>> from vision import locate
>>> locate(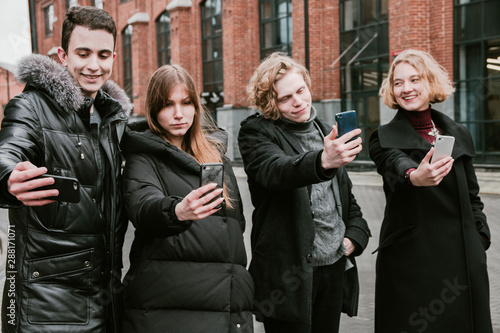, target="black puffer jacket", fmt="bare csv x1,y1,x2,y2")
0,54,131,333
121,122,254,333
